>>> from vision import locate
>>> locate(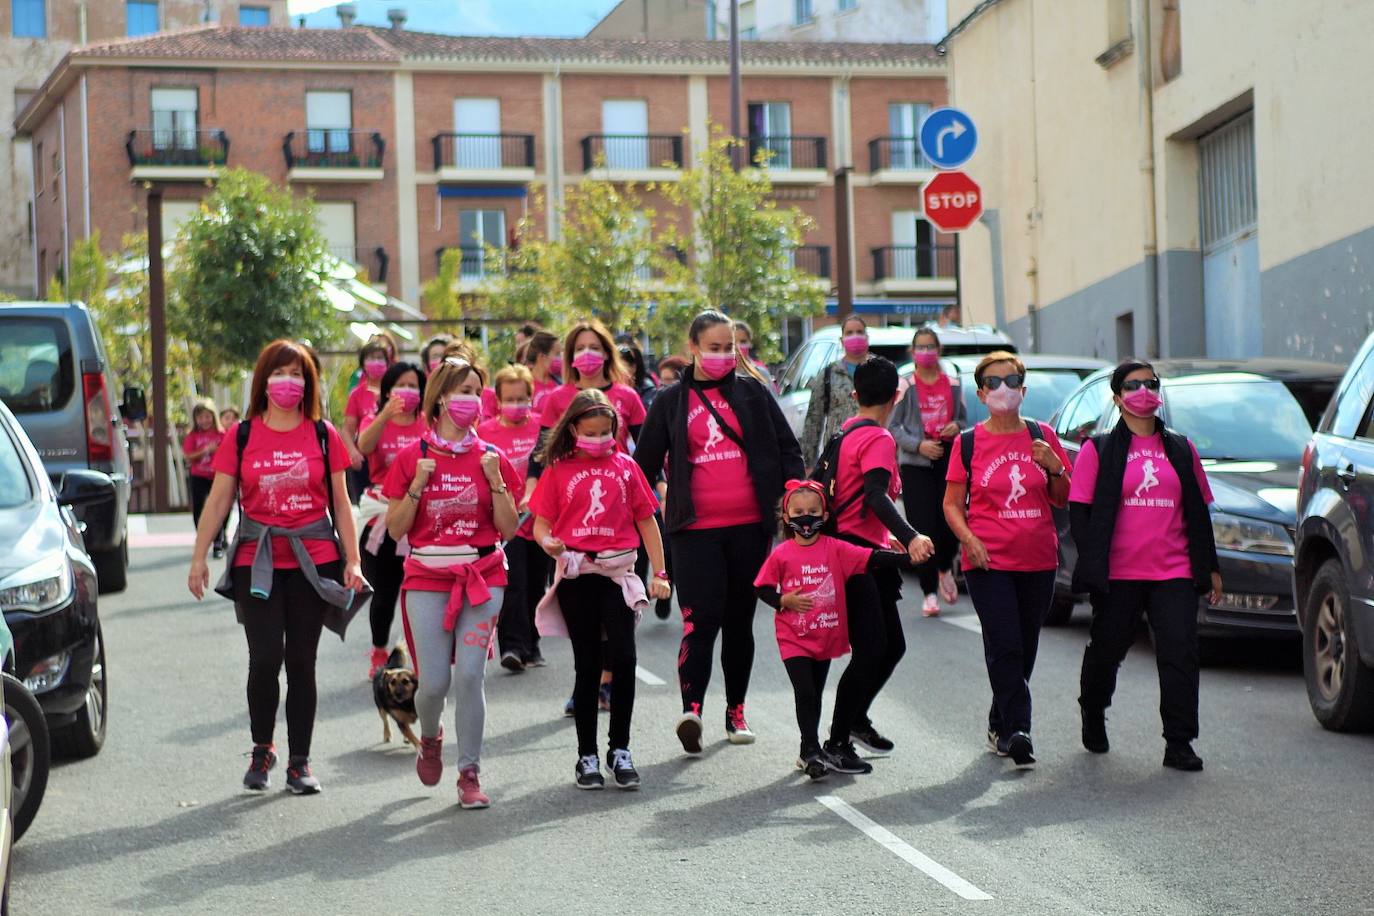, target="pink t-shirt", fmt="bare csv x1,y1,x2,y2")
1068,435,1214,582
477,416,541,481
345,384,378,424
182,428,223,479
212,418,349,569
685,386,760,530
754,535,872,661
915,375,955,439
529,451,657,553
532,377,558,423
382,438,523,551
361,415,426,487
945,422,1071,572
833,418,902,549
480,387,499,422
538,382,648,452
